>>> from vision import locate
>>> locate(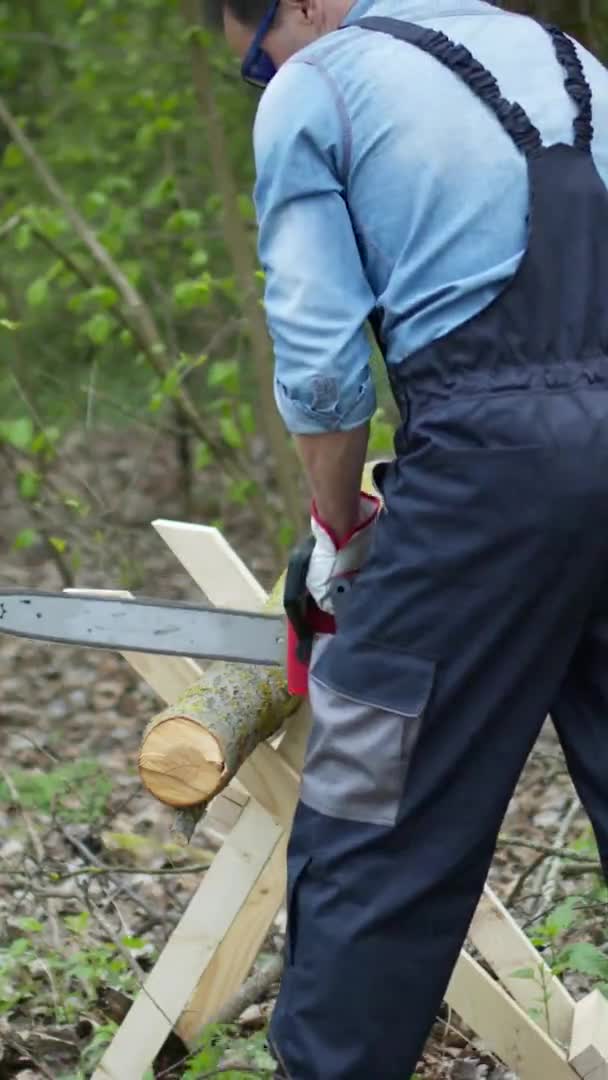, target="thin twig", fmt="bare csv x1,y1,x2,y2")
210,954,284,1025
0,213,21,239
506,852,548,909
538,797,582,914
0,765,63,949
60,828,171,921
0,1028,57,1080
498,834,600,866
